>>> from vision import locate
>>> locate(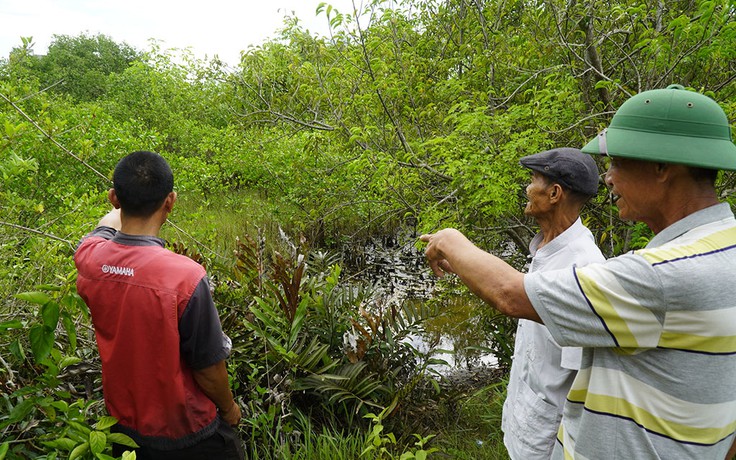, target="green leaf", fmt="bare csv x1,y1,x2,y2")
9,397,35,423
10,339,25,361
29,324,55,360
36,396,54,408
430,378,440,394
50,400,69,411
121,451,138,460
107,433,139,448
41,301,60,329
61,292,86,312
14,291,52,305
0,442,9,460
96,454,116,460
250,297,287,336
0,320,22,331
288,297,309,349
62,312,78,352
69,442,89,460
35,284,61,291
4,120,15,137
60,356,82,369
68,420,92,437
426,357,450,367
89,431,106,454
95,415,118,431
42,437,77,451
